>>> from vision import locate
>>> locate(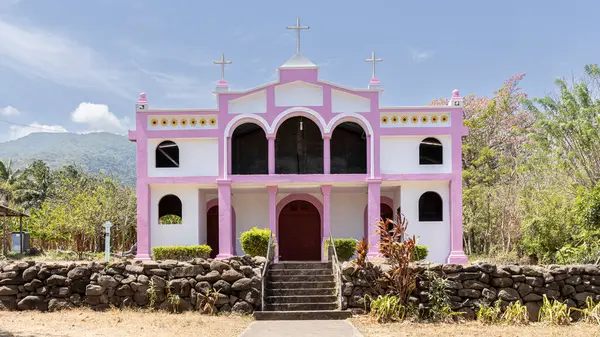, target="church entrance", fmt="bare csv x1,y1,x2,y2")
278,200,321,261
207,205,219,258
